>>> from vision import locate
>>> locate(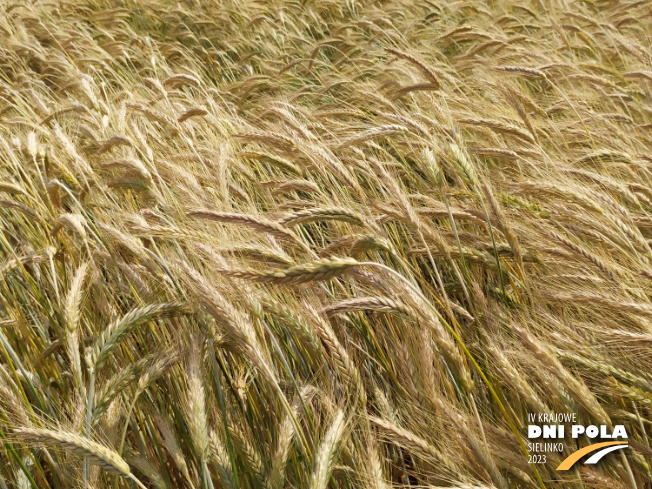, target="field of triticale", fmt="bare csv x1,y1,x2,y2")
1,1,652,488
